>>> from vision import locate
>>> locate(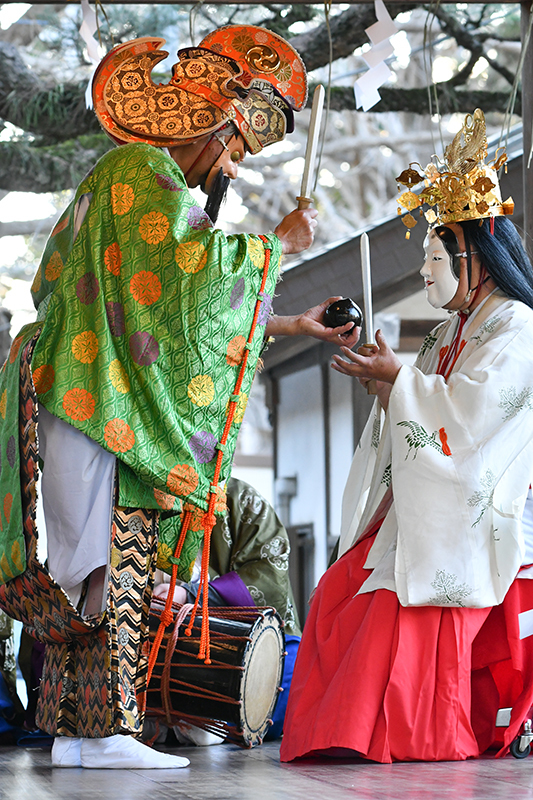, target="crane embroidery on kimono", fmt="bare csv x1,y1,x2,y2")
428,570,472,606
397,421,451,460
